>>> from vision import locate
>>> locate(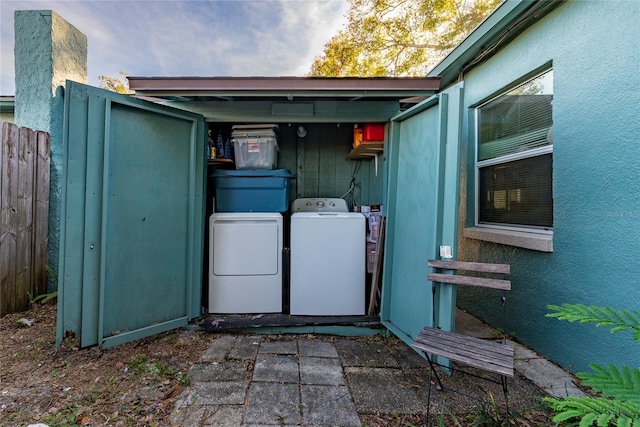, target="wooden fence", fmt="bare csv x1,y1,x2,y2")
1,122,50,316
